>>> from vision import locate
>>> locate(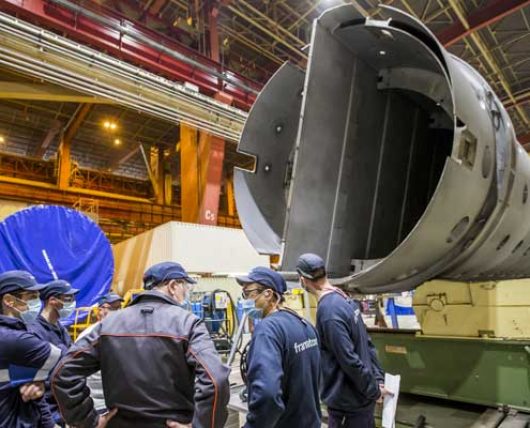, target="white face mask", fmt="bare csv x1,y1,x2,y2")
13,297,42,323
58,301,76,319
242,292,265,320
